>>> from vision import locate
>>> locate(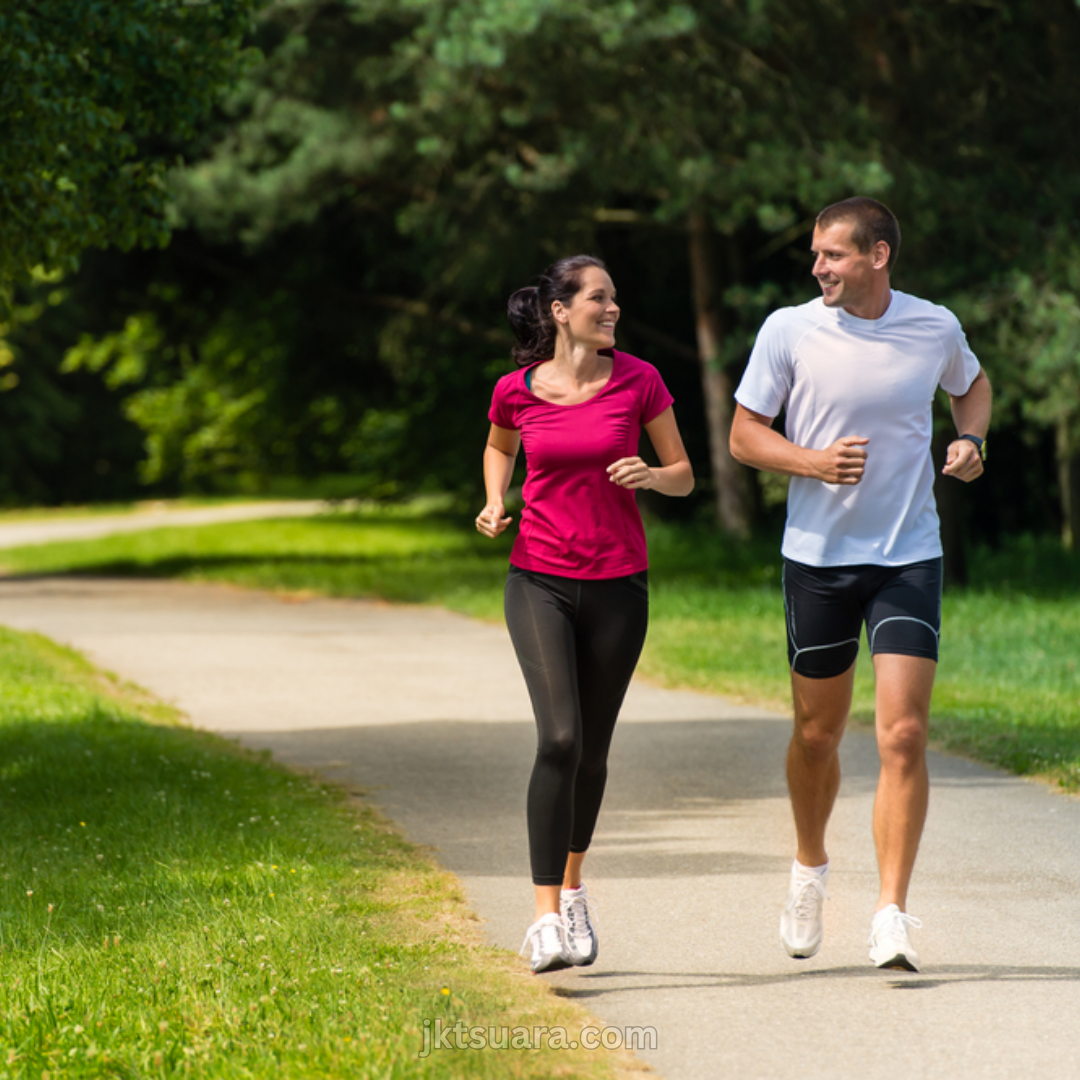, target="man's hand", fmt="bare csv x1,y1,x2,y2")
942,438,984,482
810,436,869,485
